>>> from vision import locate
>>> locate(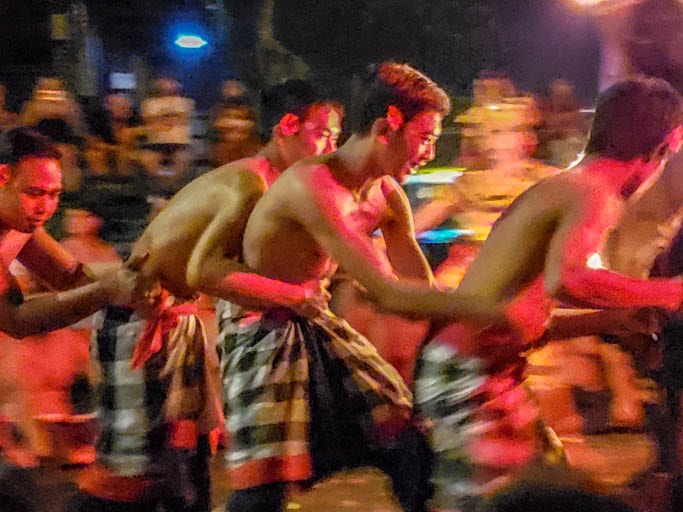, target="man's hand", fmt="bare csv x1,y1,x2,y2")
99,267,145,306
290,279,331,319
